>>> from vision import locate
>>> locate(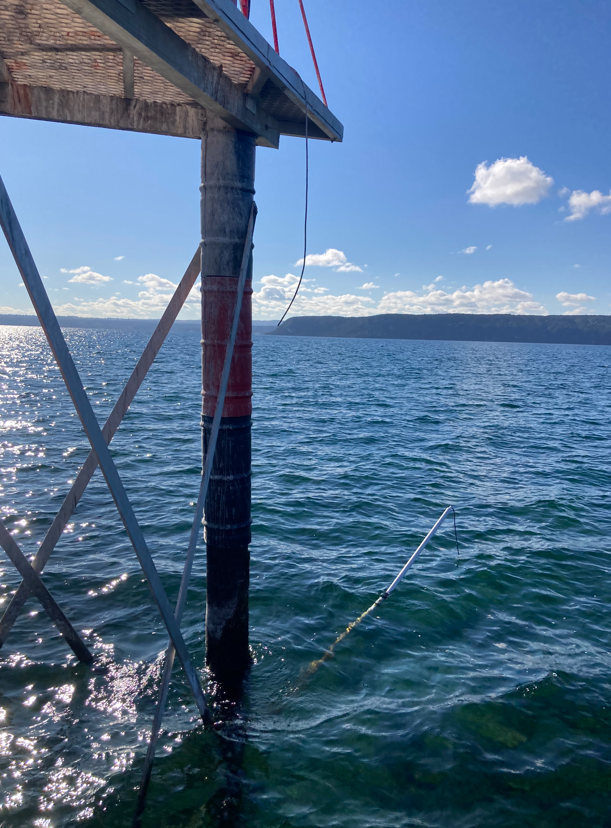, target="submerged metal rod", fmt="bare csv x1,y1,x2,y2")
382,506,454,598
303,506,455,681
0,250,201,648
0,172,207,718
134,203,257,824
